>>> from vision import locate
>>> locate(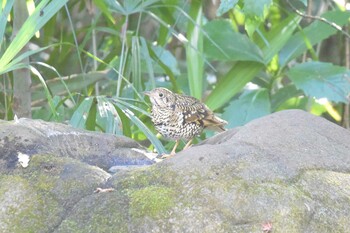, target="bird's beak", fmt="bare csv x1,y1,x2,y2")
143,91,151,96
